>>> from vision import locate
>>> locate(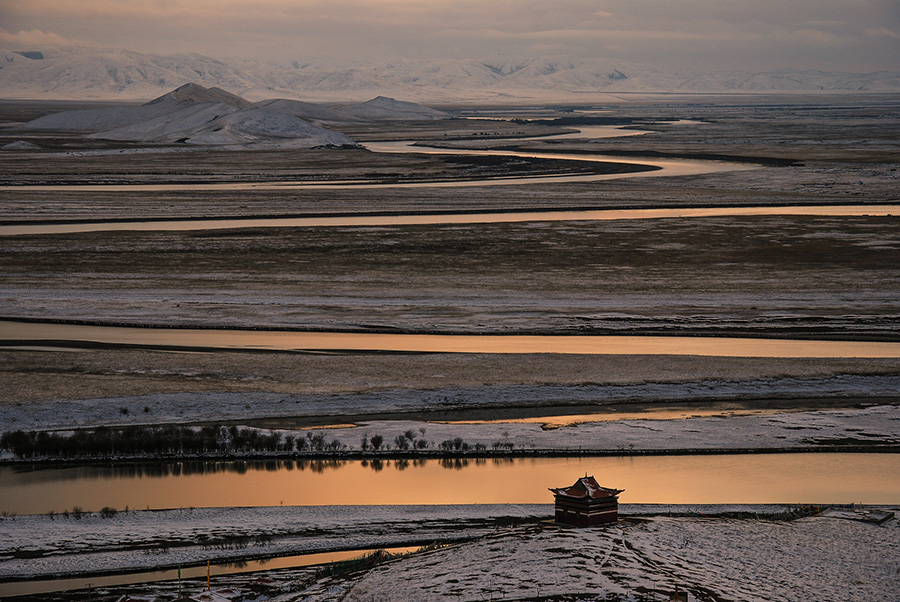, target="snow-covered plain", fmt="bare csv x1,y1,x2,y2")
317,511,900,602
0,504,547,581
